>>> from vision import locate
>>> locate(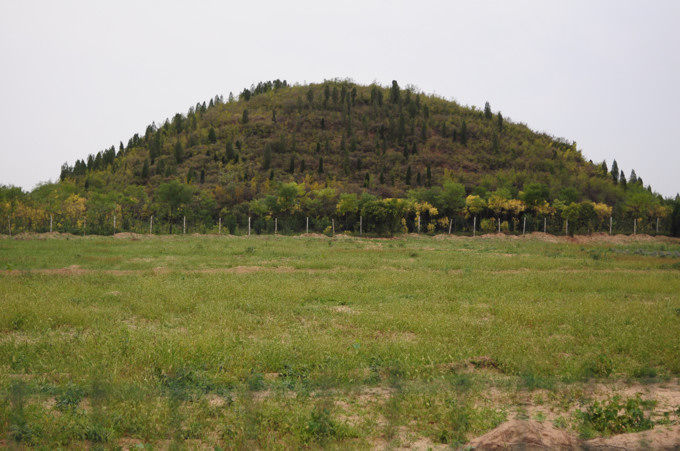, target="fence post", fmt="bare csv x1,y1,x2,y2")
183,216,186,234
417,215,421,234
150,215,153,234
609,216,612,235
633,218,637,235
332,219,335,236
50,214,53,233
543,217,547,234
523,216,526,235
497,217,501,234
306,217,309,234
360,215,363,236
113,213,116,232
248,216,251,236
473,216,476,237
8,216,11,237
275,218,278,235
565,220,568,236
656,217,659,234
448,217,452,235
83,218,86,236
